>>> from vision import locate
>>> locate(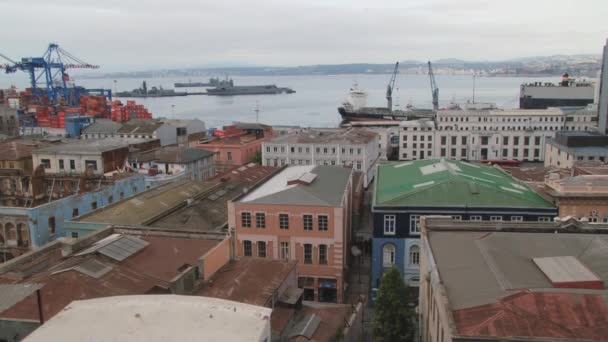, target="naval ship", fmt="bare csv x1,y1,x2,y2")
174,77,221,88
519,73,595,109
206,79,295,96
